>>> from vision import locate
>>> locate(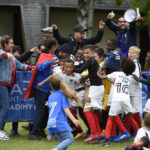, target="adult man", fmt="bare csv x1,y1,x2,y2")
30,27,53,67
52,20,105,55
105,12,138,56
41,27,53,40
0,35,31,140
